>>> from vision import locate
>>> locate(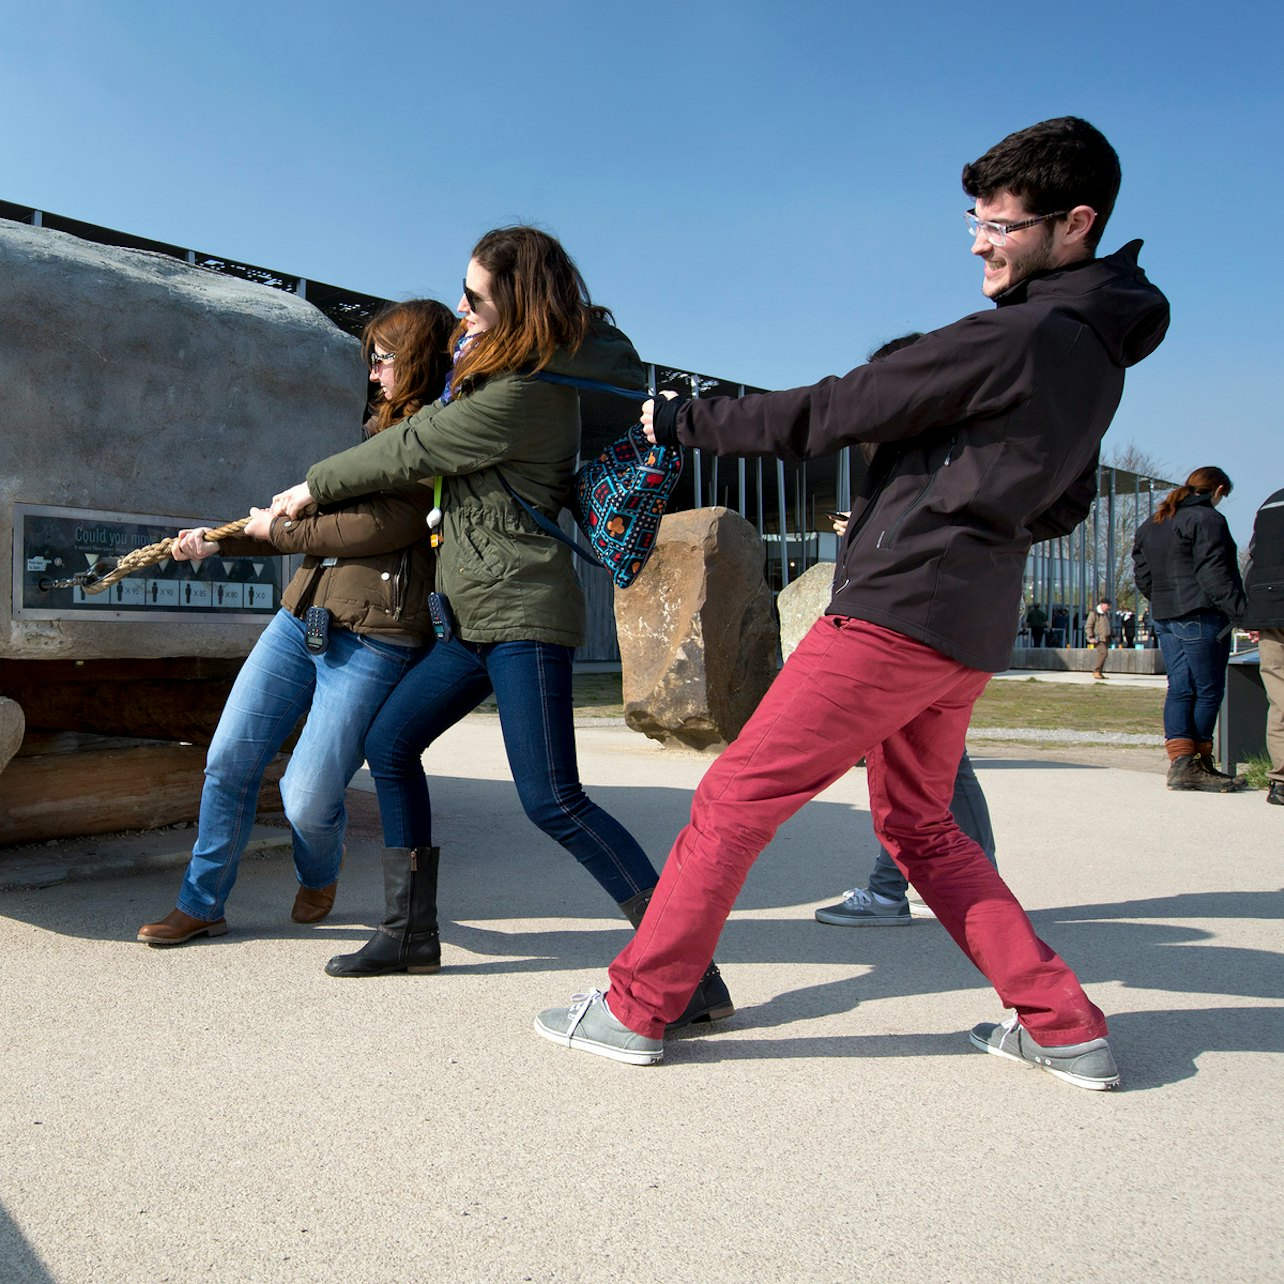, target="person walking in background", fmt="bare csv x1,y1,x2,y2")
1087,597,1114,679
1025,601,1048,648
138,300,454,946
272,226,731,1027
536,115,1169,1090
1242,486,1284,806
1051,604,1070,647
1132,466,1246,792
1121,608,1137,648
